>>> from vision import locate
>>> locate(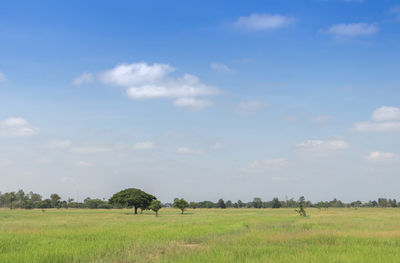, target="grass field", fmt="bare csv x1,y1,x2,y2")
1,208,400,262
